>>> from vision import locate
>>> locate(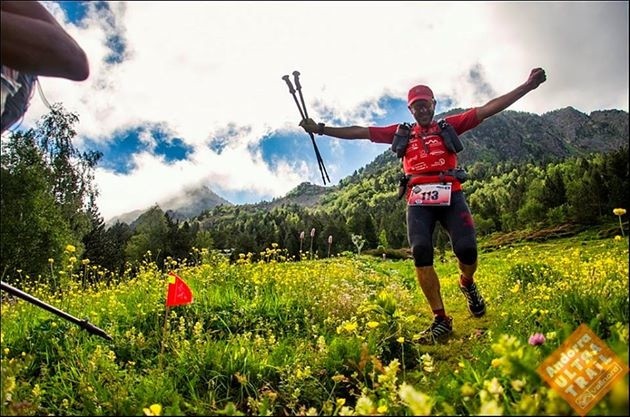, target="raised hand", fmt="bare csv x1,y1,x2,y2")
299,118,319,134
527,67,546,90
